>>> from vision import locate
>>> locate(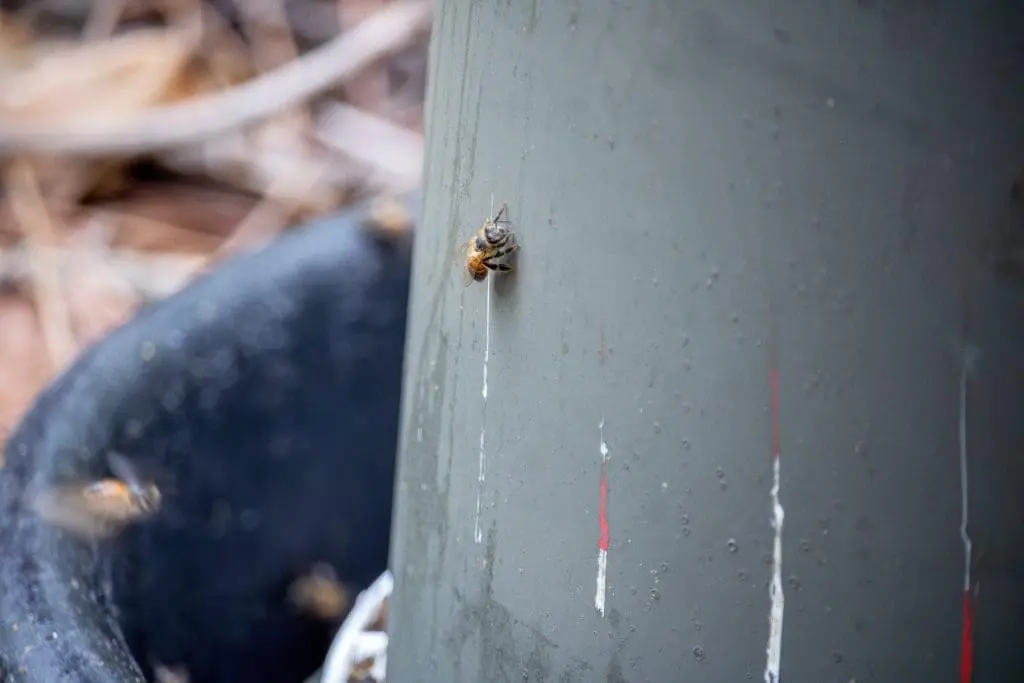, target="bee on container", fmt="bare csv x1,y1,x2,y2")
457,202,520,285
29,451,162,540
287,562,350,621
